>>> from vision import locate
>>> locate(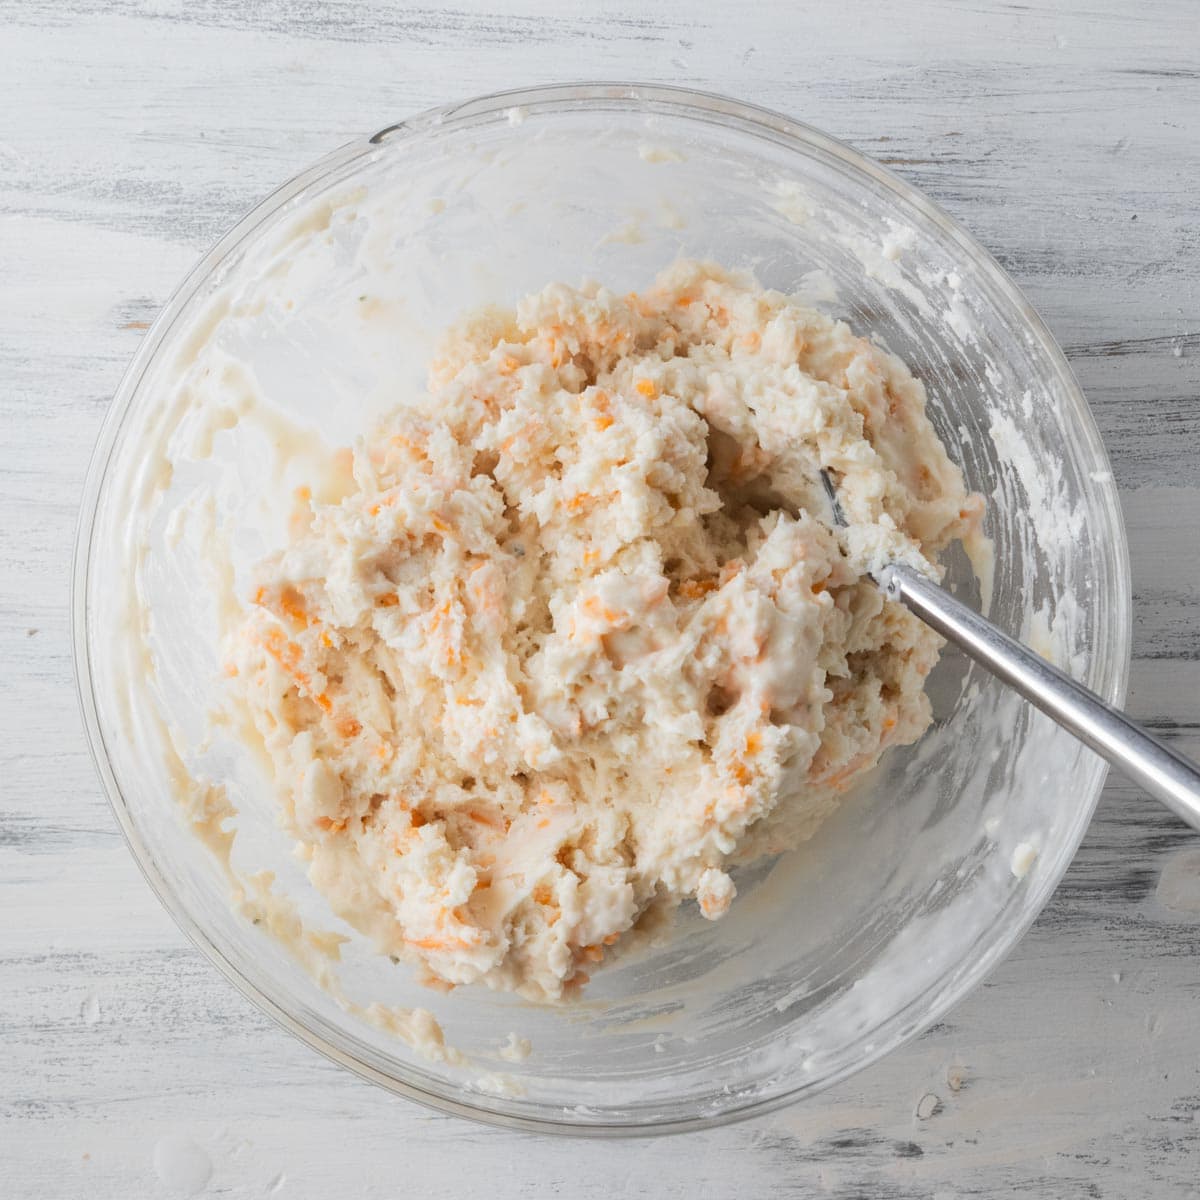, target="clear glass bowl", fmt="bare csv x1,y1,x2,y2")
73,84,1130,1134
